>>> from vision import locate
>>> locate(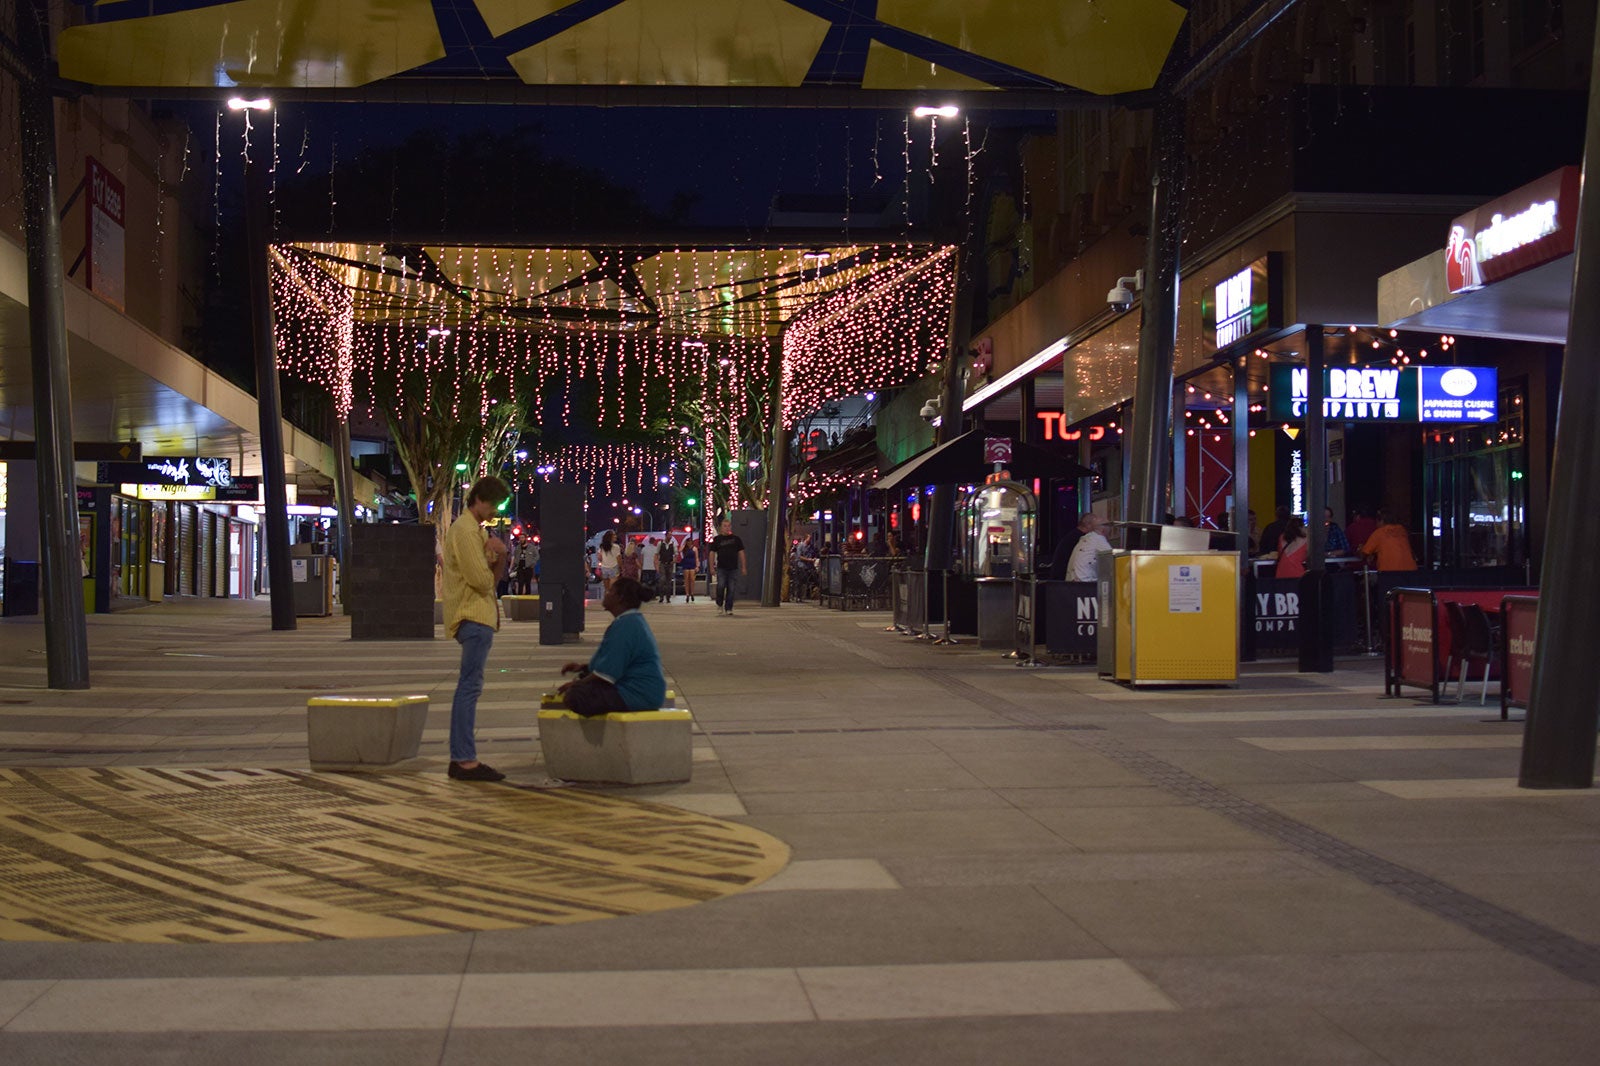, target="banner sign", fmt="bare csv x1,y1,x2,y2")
1269,365,1496,424
1394,590,1439,691
1418,366,1499,423
1446,166,1579,294
1501,595,1538,715
1043,581,1098,658
98,456,233,488
132,476,259,503
85,157,127,311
